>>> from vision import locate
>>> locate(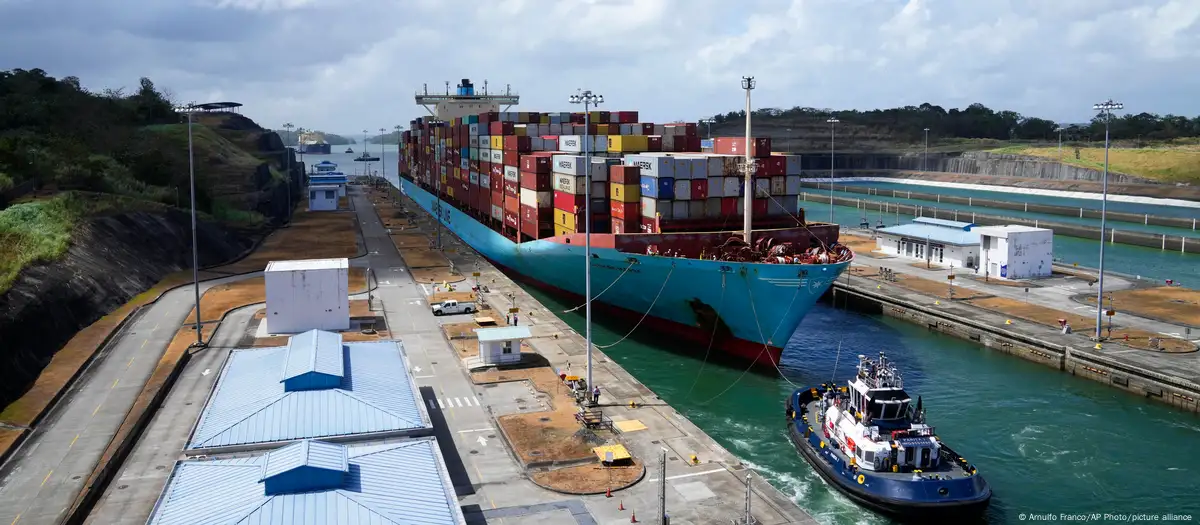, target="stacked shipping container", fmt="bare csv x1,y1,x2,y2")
398,110,809,241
